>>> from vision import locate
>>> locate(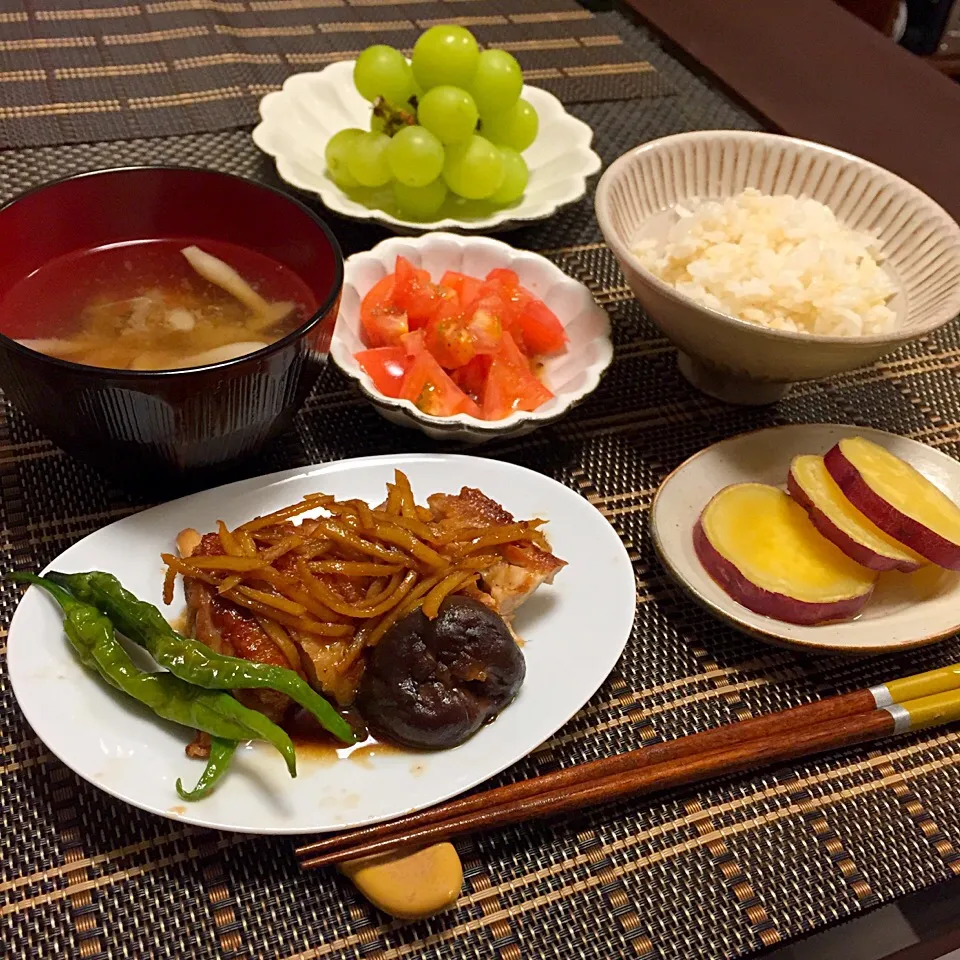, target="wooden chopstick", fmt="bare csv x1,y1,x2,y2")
296,665,960,871
295,689,872,863
300,707,900,868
